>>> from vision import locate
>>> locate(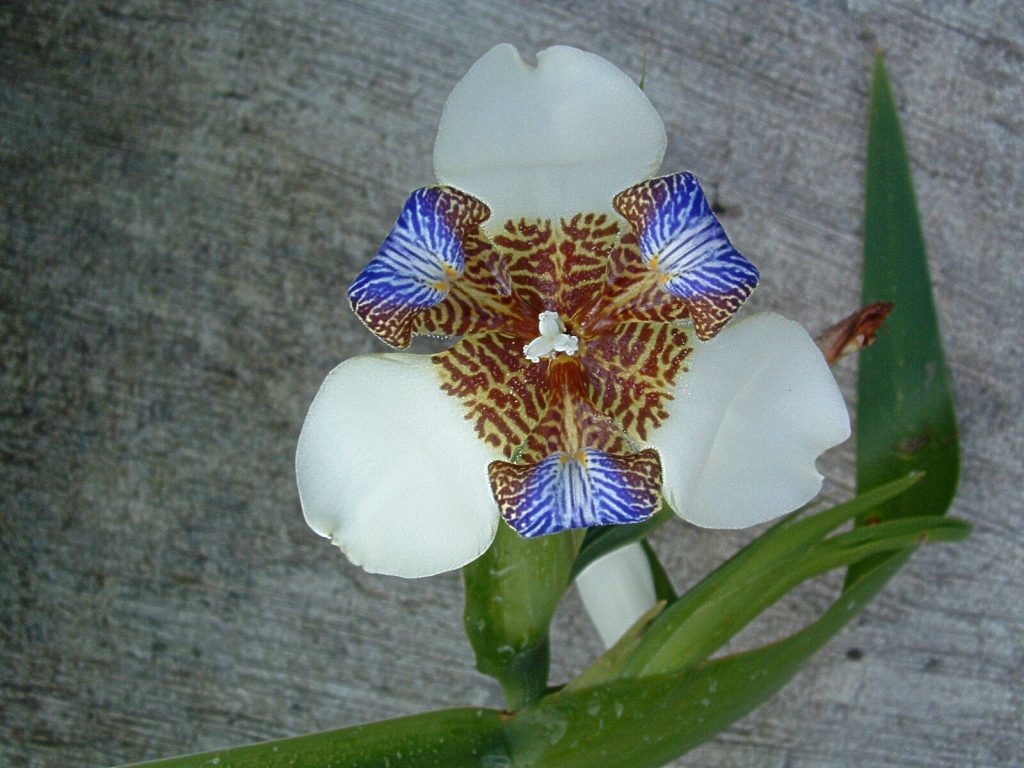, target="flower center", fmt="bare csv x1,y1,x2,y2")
523,311,579,363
